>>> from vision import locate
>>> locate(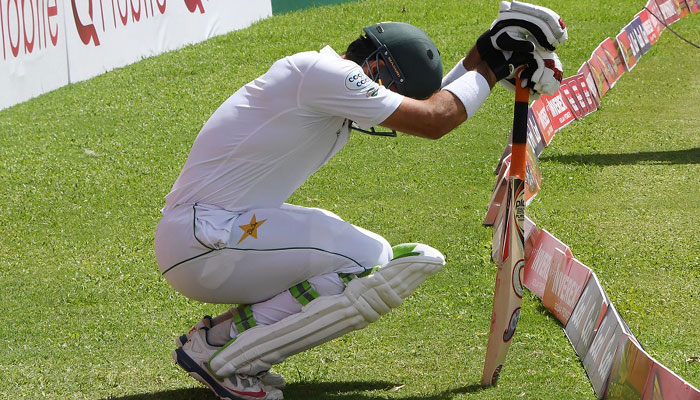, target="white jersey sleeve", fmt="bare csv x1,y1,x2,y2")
298,47,404,130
